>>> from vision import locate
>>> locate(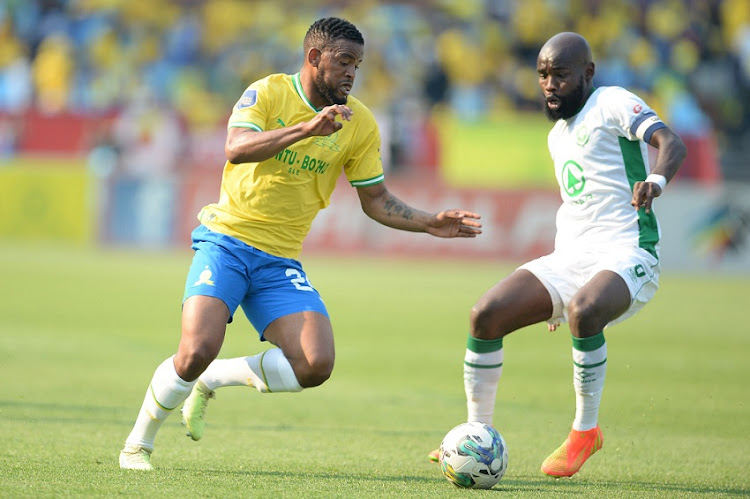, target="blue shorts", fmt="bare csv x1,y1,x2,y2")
183,225,329,339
